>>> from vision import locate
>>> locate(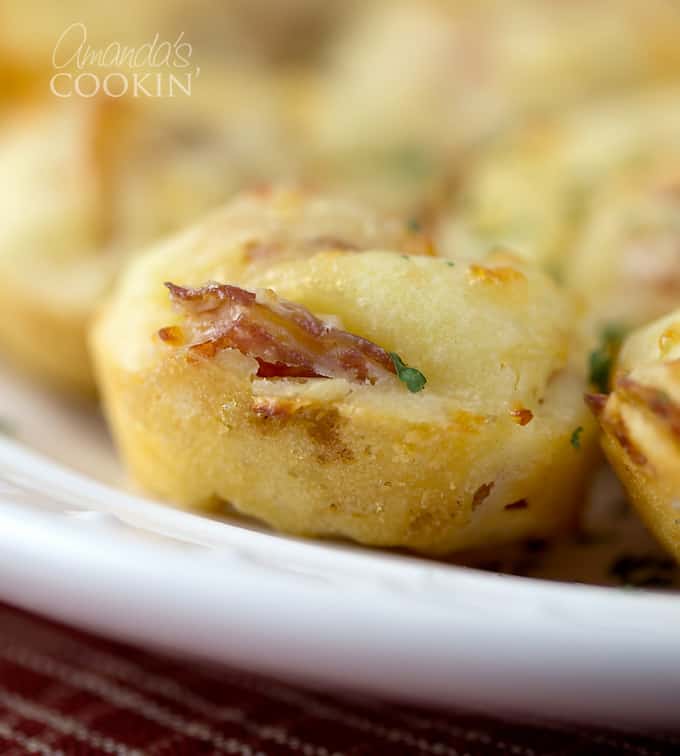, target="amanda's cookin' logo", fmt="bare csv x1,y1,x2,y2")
50,22,200,98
